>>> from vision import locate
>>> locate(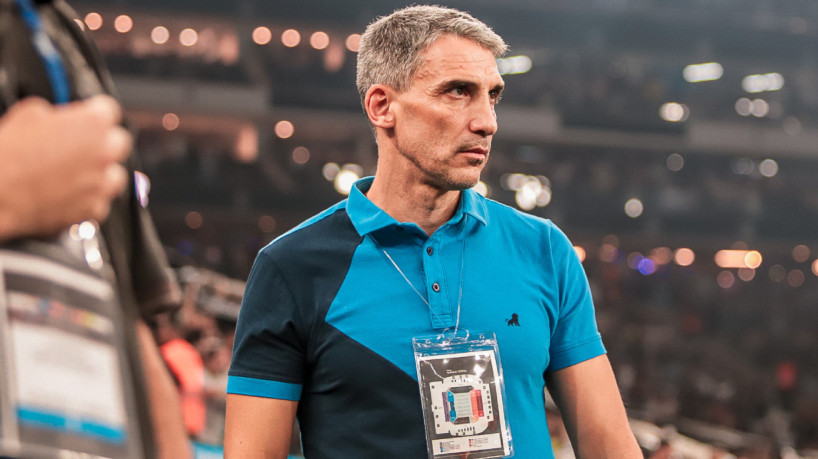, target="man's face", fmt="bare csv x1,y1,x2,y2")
390,35,504,190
